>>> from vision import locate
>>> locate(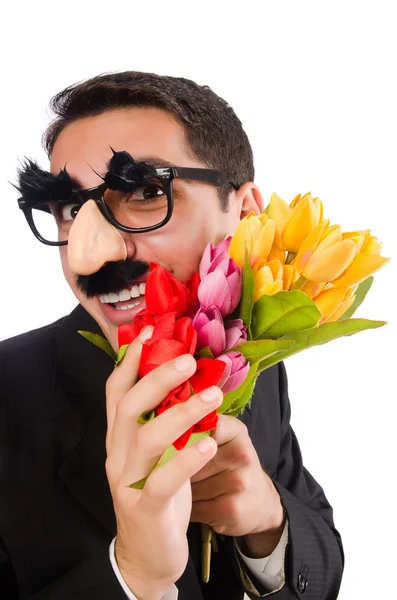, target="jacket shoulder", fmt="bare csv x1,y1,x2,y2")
0,316,66,359
0,316,67,387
